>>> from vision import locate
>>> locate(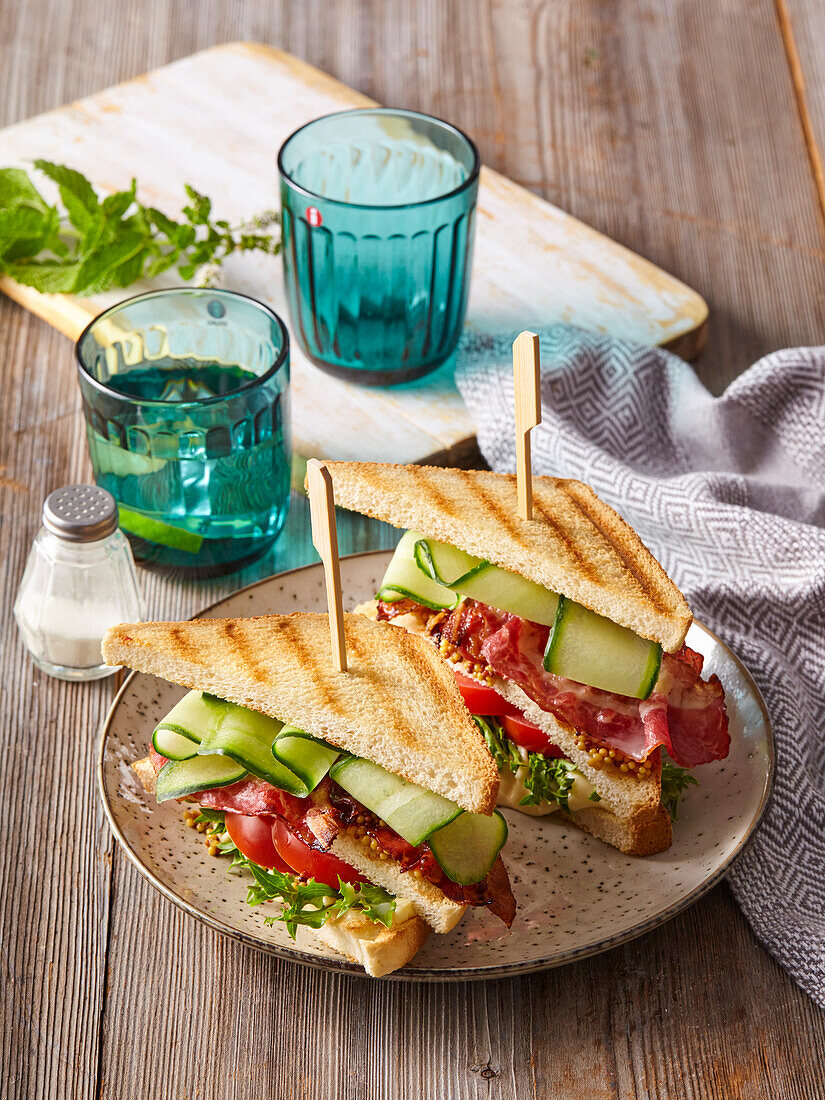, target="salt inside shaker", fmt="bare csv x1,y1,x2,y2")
13,485,143,681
